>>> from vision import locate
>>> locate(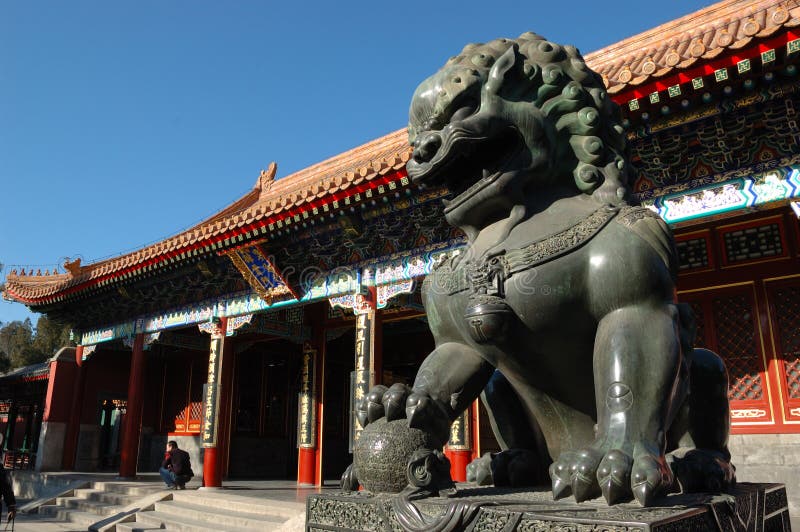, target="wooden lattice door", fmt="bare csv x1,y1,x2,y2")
680,284,775,430
765,278,800,428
